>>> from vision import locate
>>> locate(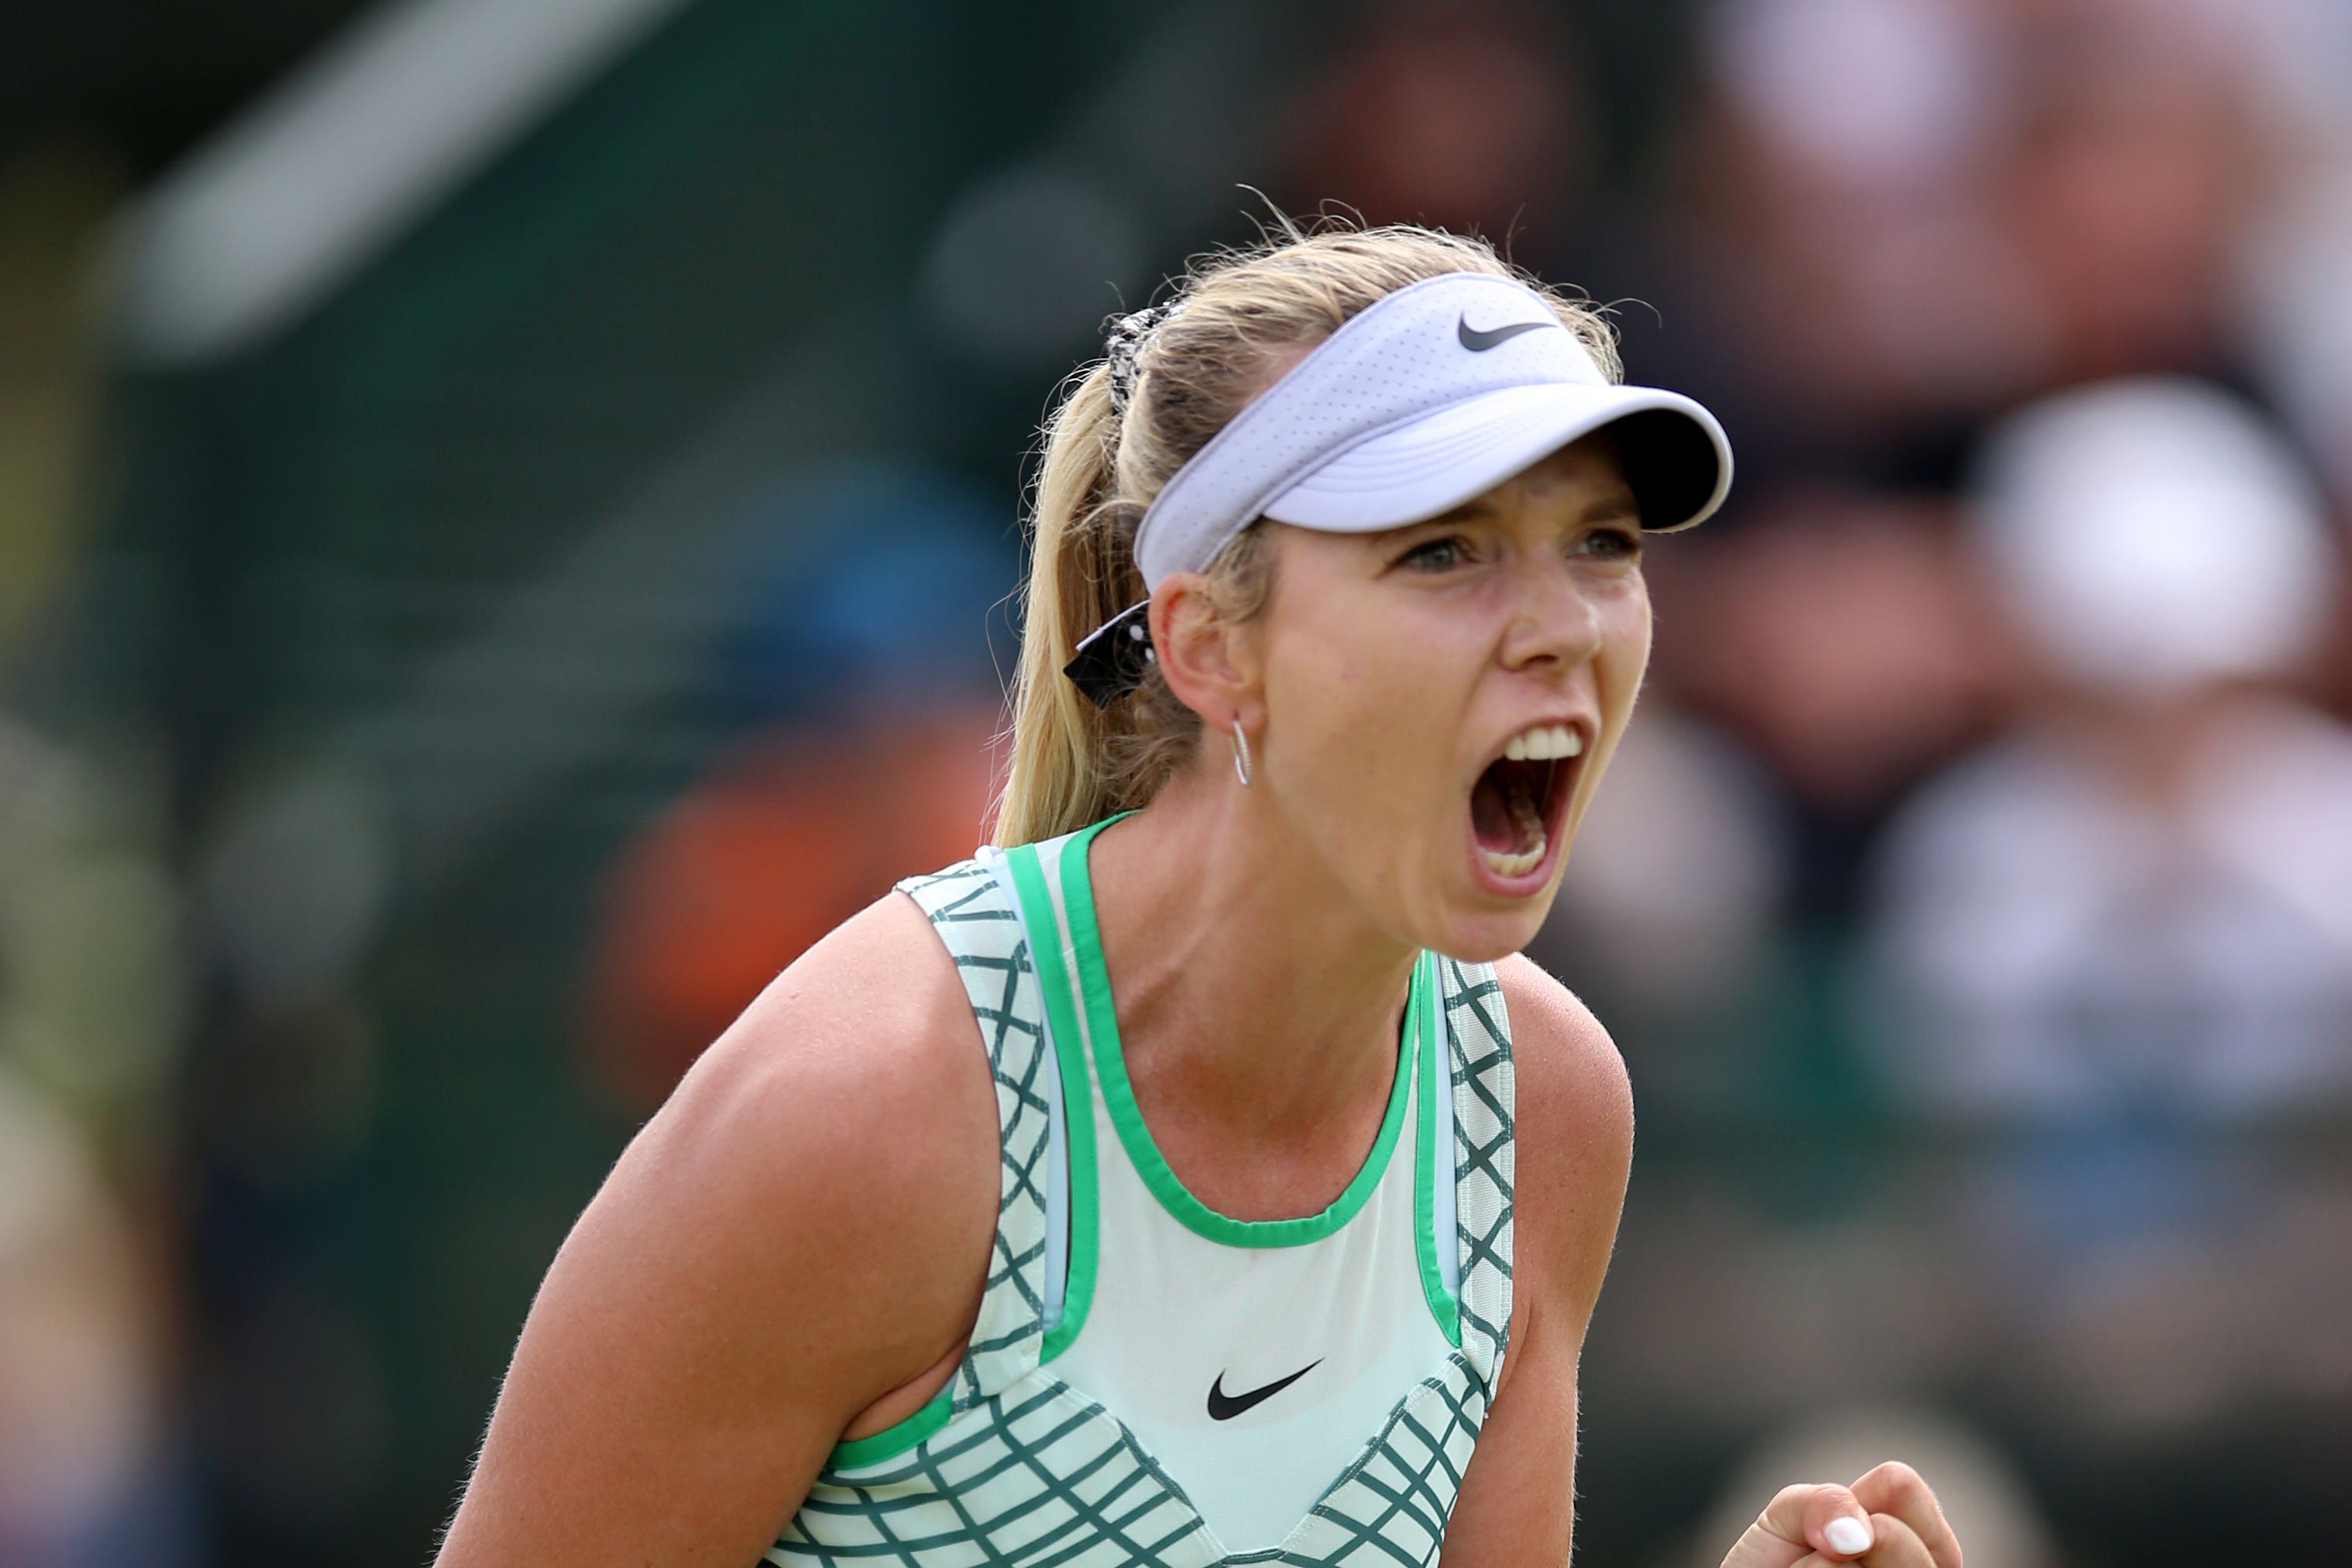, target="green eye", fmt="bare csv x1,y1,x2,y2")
1401,536,1470,572
1578,526,1643,561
